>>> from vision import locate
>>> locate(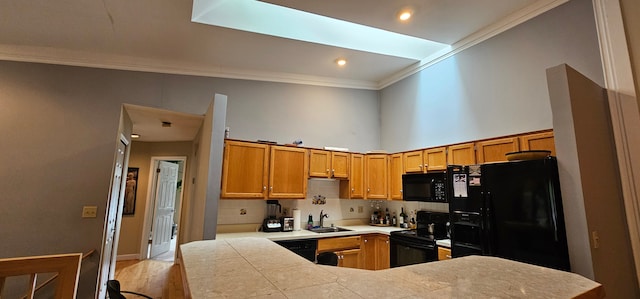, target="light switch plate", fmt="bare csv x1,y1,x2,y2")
82,206,98,218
